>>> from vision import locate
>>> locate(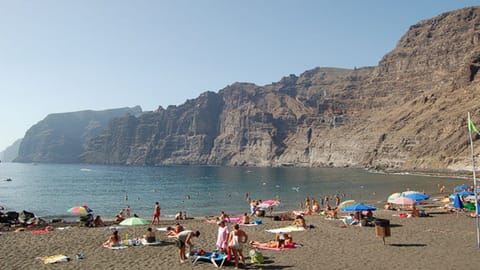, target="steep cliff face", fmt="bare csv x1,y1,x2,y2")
80,7,480,171
81,92,223,165
16,106,142,163
24,7,480,172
